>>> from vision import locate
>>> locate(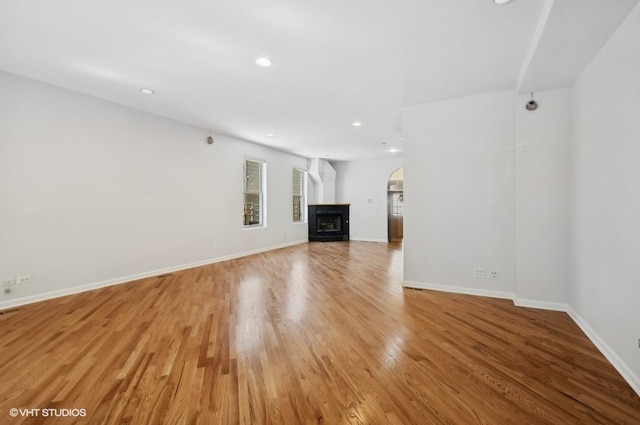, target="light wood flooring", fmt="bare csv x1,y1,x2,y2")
1,241,639,424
